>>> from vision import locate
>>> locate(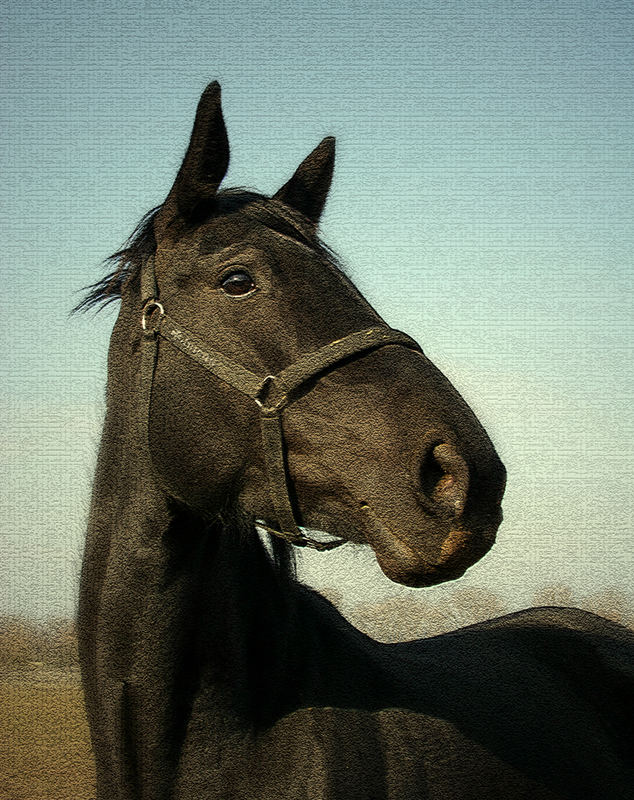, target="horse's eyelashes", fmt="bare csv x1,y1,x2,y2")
220,270,256,296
